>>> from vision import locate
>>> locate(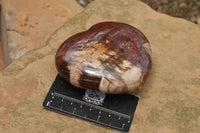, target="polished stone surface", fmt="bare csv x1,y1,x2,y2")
55,22,152,94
